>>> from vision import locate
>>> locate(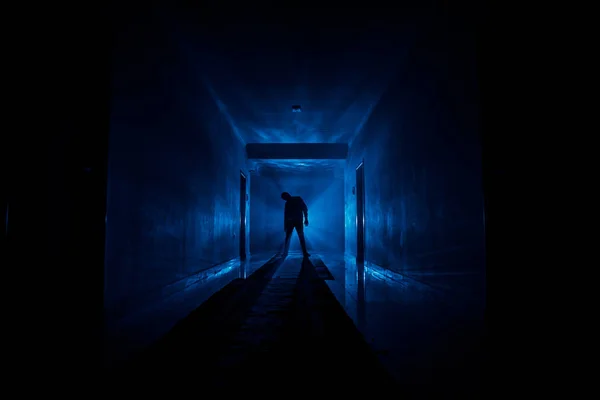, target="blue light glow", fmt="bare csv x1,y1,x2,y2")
250,159,344,174
250,160,345,255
